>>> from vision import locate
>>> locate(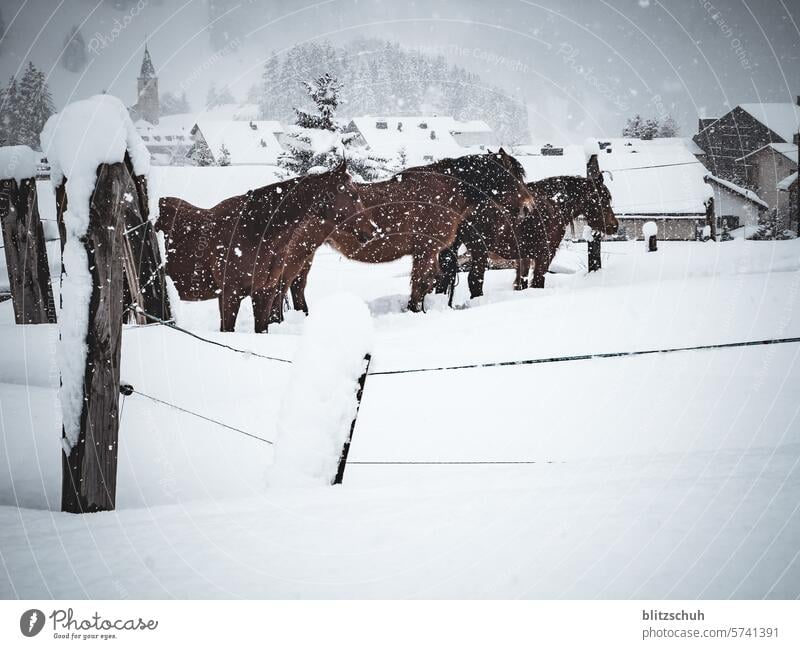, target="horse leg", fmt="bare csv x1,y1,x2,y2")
289,260,311,314
218,291,242,332
252,287,278,333
467,247,487,299
434,244,458,295
408,249,440,313
514,259,530,291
